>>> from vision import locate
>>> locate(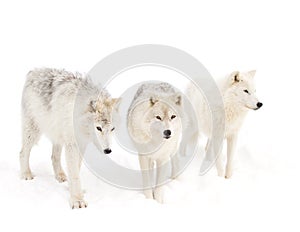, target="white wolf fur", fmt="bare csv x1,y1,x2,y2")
20,68,120,208
127,82,183,203
186,70,263,178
